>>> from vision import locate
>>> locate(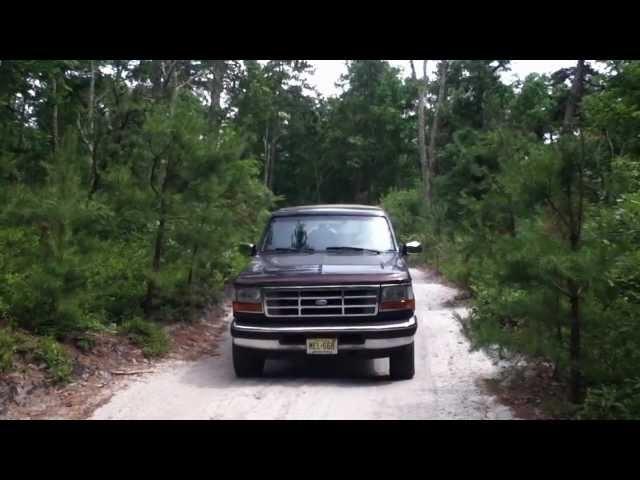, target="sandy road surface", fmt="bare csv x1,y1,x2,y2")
91,268,514,420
